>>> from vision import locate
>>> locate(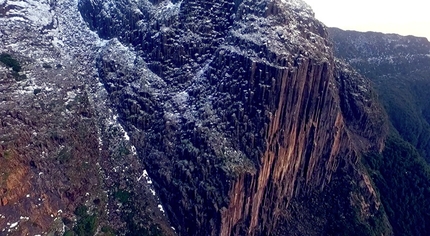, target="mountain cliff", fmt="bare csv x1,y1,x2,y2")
1,0,393,235
79,0,389,235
